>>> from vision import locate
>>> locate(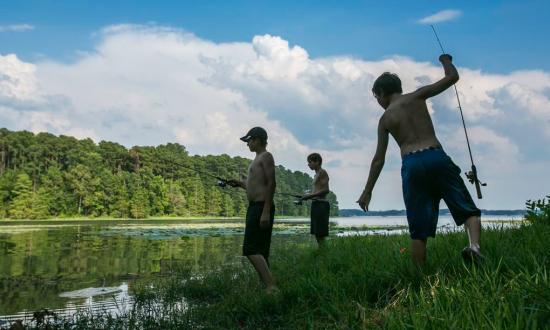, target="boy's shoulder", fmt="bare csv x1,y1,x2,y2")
388,92,417,109
317,168,329,178
258,151,274,163
382,93,421,122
